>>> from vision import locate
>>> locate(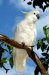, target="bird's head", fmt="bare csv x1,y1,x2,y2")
32,10,40,19
26,10,40,23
